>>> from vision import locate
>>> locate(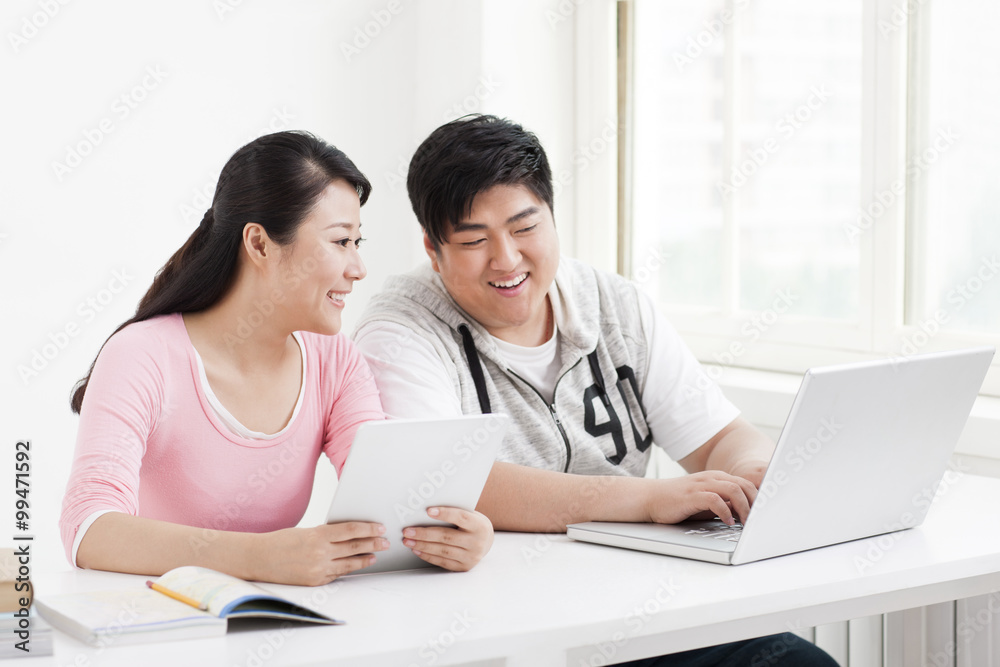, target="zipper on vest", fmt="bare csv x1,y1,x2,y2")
547,403,572,472
508,361,580,473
